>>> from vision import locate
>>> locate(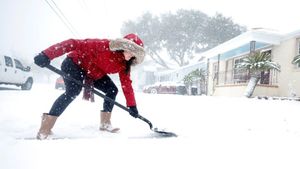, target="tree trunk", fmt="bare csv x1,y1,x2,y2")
244,75,260,98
